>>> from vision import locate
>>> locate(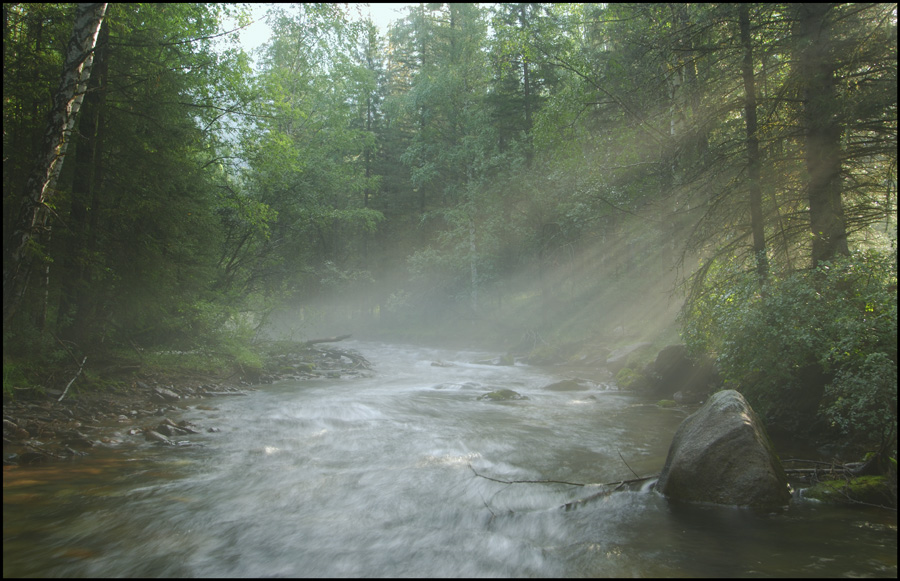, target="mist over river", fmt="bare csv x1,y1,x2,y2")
3,342,897,577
